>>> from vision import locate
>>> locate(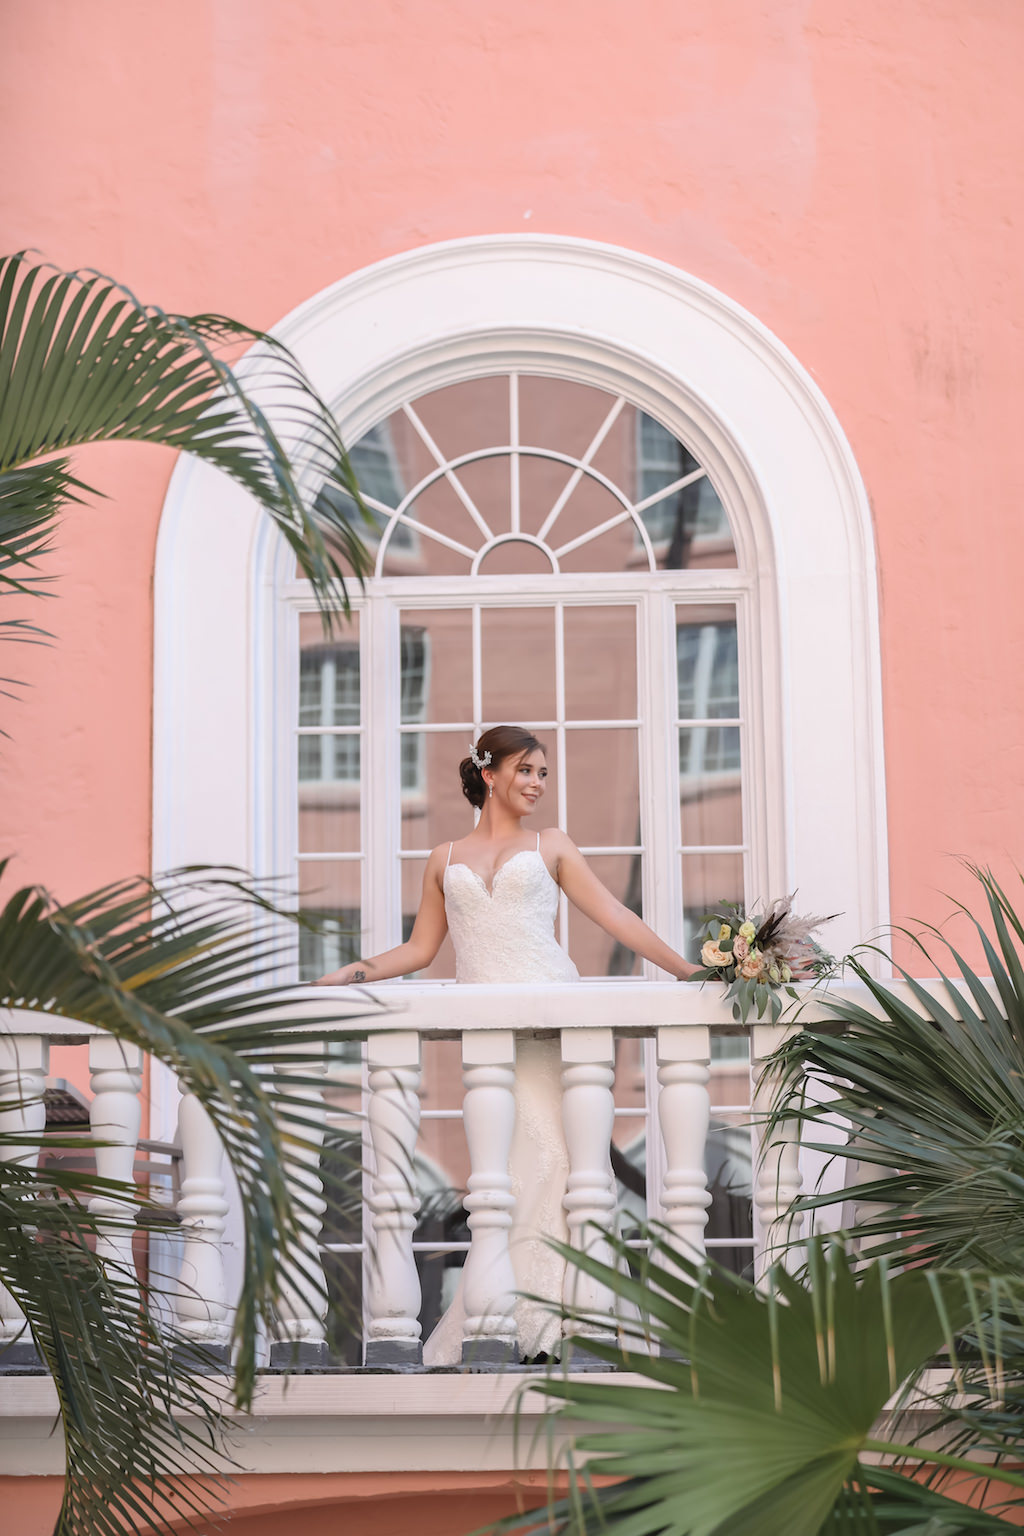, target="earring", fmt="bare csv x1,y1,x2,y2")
489,783,493,799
